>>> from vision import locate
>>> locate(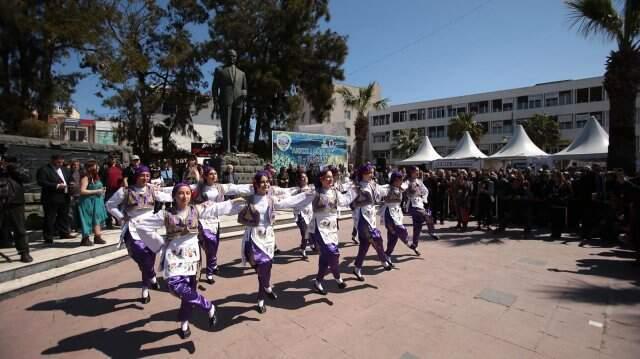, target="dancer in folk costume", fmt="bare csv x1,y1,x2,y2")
405,166,439,249
289,171,315,259
297,168,354,295
238,171,315,314
192,165,253,283
129,183,245,339
351,164,393,281
106,165,173,303
382,171,420,262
